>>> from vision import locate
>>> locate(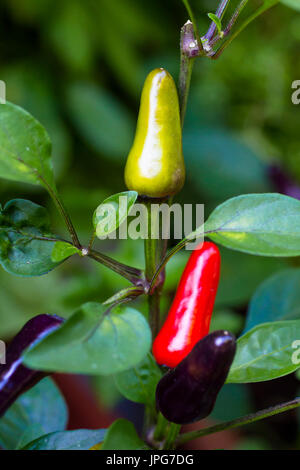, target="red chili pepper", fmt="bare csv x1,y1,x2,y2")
152,241,221,368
